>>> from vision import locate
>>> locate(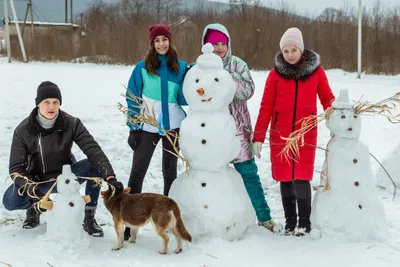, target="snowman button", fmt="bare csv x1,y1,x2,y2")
203,204,208,209
201,123,205,127
201,139,206,144
69,202,74,207
353,159,358,164
201,182,206,187
65,179,70,184
354,181,359,186
358,205,362,209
